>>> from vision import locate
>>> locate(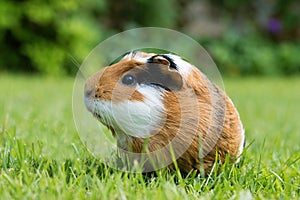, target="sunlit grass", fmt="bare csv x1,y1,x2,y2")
0,74,299,199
